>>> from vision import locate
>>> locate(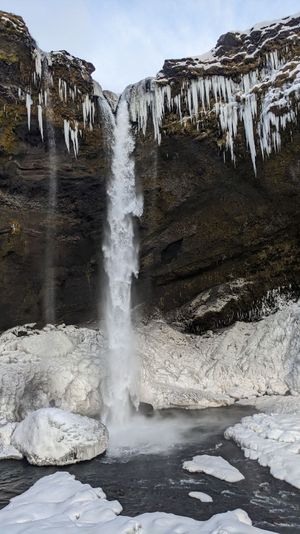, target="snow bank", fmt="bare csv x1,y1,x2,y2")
189,491,213,502
11,408,108,465
237,394,300,415
0,471,276,533
0,300,299,420
183,454,244,482
138,300,300,409
0,324,104,421
225,412,300,489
